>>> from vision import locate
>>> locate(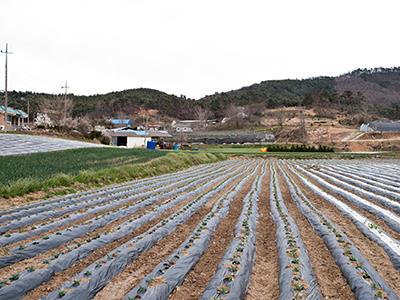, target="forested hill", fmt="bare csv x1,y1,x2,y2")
5,88,196,120
201,67,400,118
3,67,400,120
